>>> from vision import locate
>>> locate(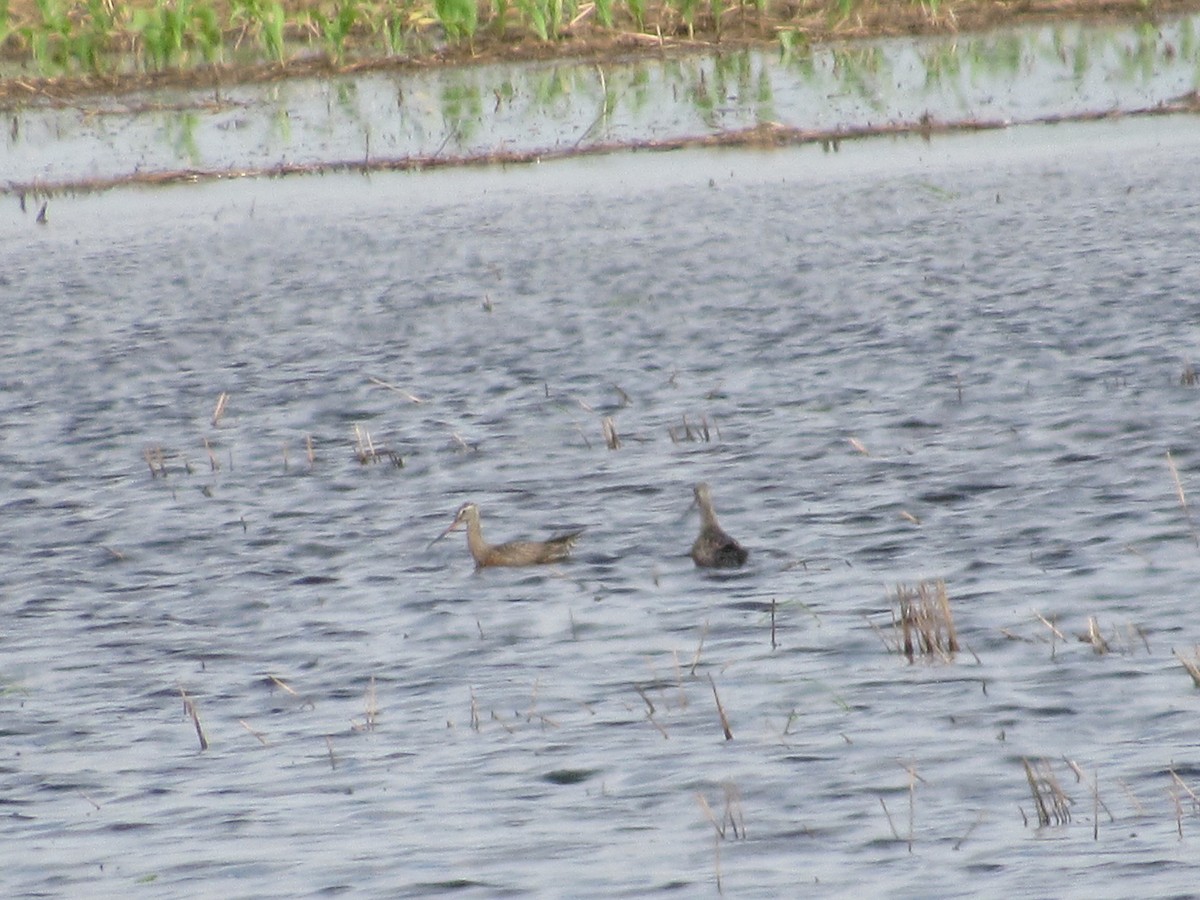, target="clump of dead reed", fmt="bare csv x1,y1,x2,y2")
889,579,958,662
668,414,716,443
1181,364,1198,386
352,424,403,466
143,445,171,478
1022,758,1071,826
